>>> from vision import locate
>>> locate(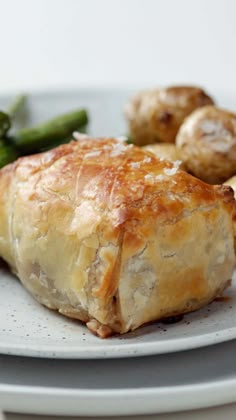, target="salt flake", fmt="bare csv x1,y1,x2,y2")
84,150,101,158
